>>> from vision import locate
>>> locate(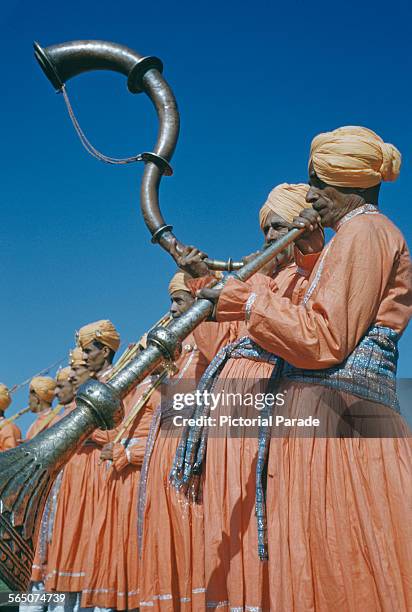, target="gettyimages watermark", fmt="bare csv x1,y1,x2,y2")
157,378,412,438
172,388,287,411
170,389,321,428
